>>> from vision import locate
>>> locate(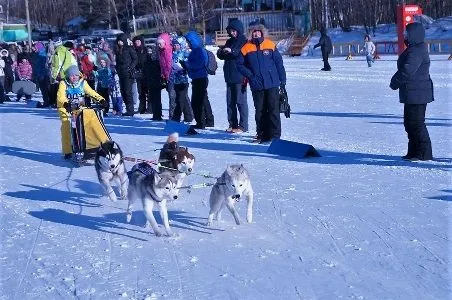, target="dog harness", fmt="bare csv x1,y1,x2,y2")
128,162,156,178
127,162,163,202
